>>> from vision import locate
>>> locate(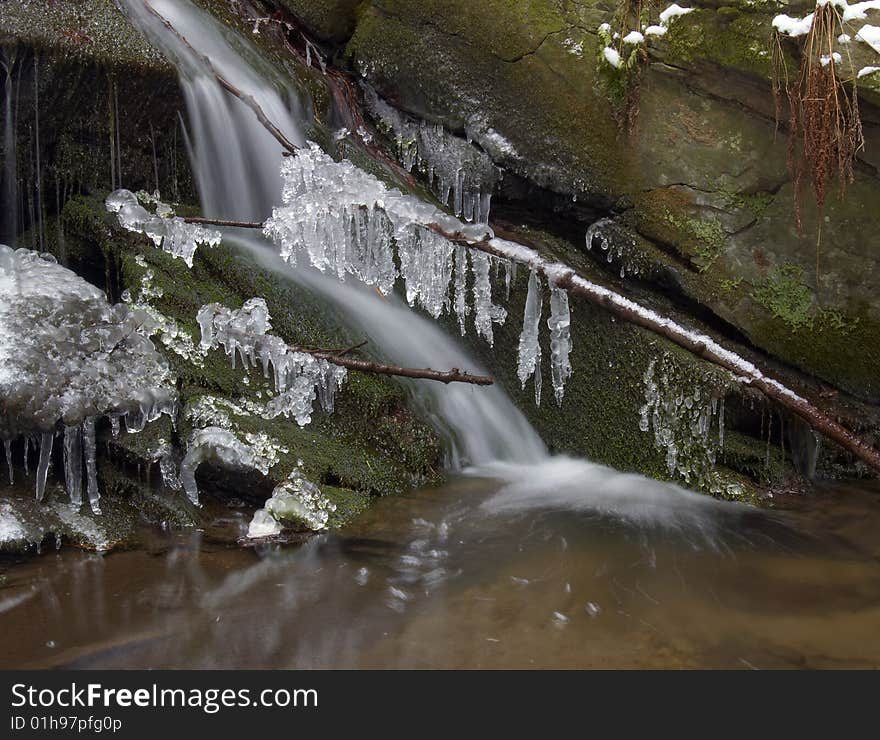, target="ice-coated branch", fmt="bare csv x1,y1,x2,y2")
142,1,299,155
197,300,493,392
425,224,880,473
183,216,263,229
